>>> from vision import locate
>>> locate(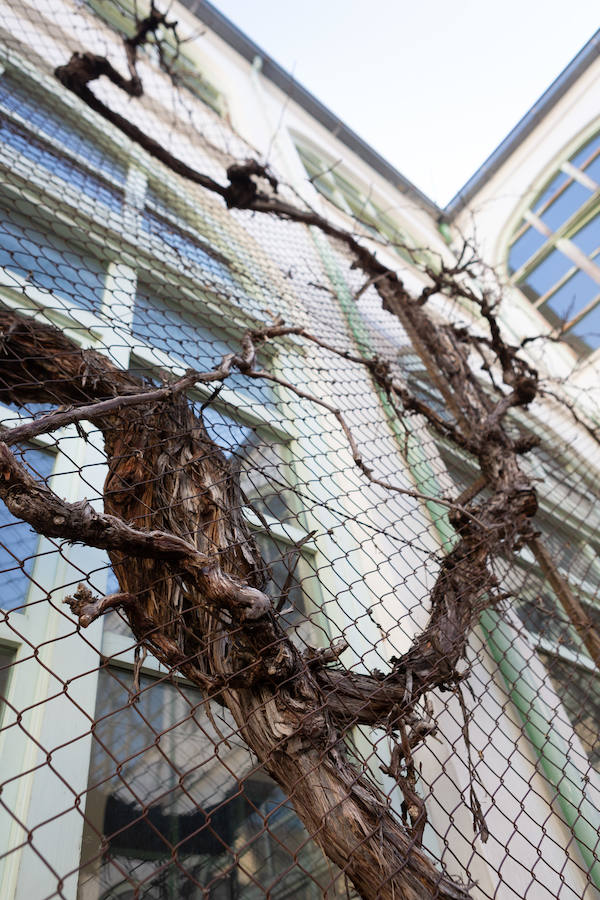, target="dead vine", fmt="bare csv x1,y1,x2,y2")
0,5,593,898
